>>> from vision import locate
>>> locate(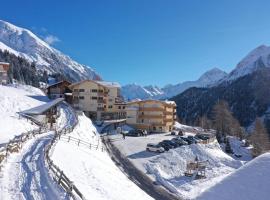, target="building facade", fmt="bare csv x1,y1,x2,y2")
46,80,72,103
69,80,126,120
0,62,10,84
126,100,177,132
